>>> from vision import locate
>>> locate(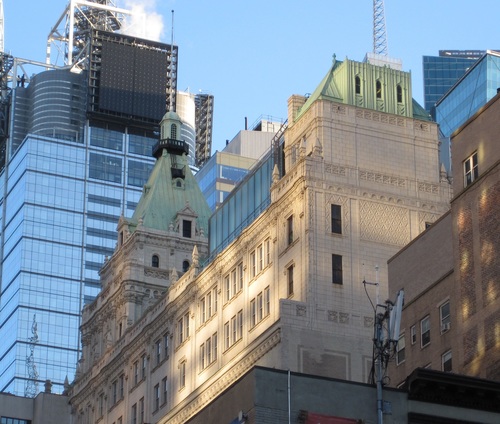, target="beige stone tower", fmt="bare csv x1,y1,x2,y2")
70,57,451,424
